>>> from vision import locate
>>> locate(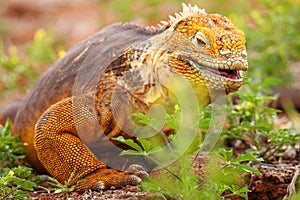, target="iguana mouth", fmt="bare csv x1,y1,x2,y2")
204,67,242,80
175,55,246,82
189,58,245,81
